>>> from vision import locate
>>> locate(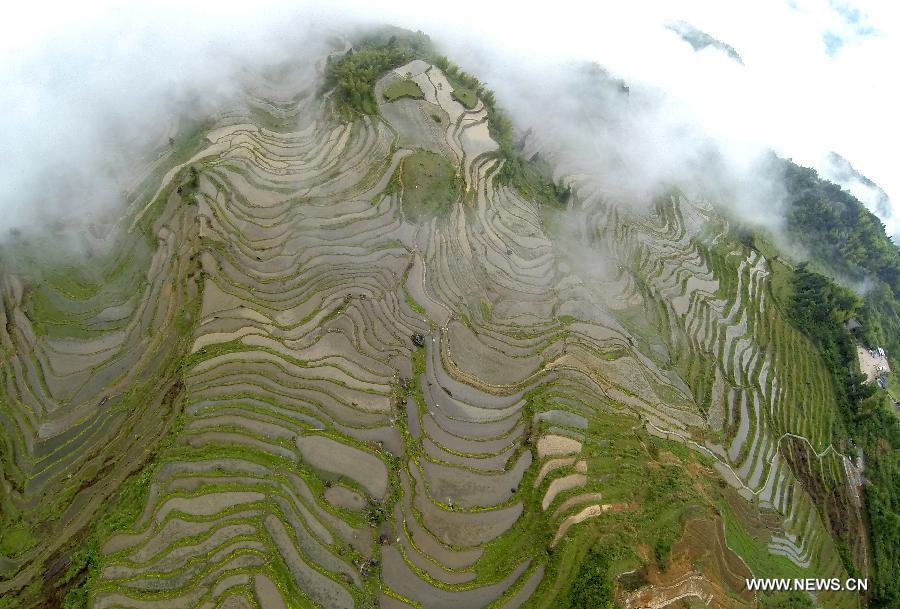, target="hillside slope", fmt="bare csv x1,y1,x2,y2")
0,35,885,609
